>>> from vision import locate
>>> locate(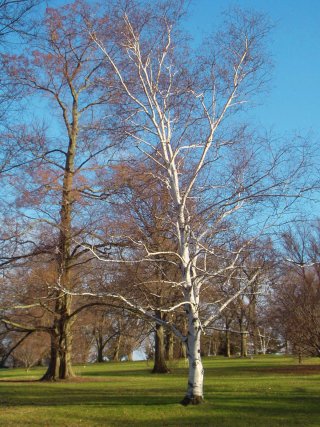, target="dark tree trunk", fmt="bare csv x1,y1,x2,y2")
41,330,60,381
113,334,121,361
239,317,248,357
165,329,174,361
96,335,104,363
58,311,74,379
252,327,258,355
207,336,212,356
42,76,79,380
179,341,187,359
41,313,74,381
225,328,231,358
152,322,169,373
240,331,248,357
179,318,188,360
249,294,258,354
